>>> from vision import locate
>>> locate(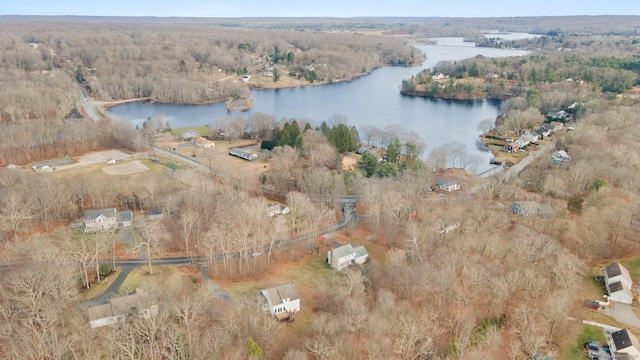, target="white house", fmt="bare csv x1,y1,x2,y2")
83,208,132,232
266,204,290,217
328,244,369,271
257,283,300,320
436,179,460,192
182,129,199,140
604,262,634,304
609,329,640,359
87,288,158,329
